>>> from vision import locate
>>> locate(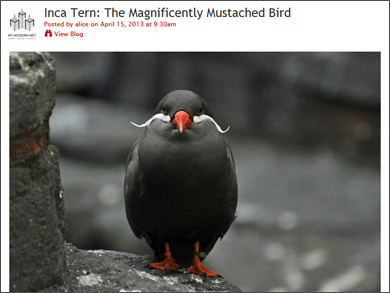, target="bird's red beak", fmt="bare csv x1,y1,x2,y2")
172,111,193,133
